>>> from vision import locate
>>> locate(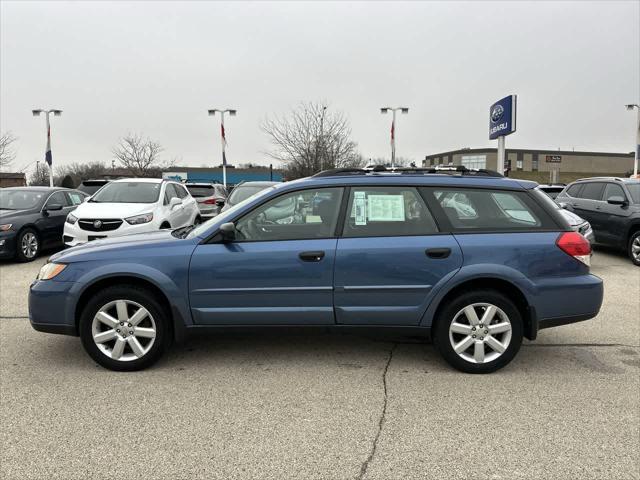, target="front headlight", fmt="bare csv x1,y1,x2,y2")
66,214,78,225
125,213,154,225
0,224,12,231
37,263,67,281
